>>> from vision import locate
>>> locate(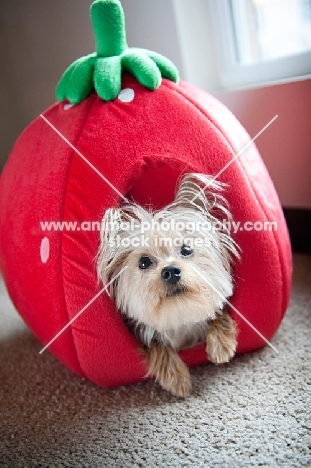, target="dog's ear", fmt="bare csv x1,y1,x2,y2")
173,173,240,263
174,173,229,217
97,203,151,284
97,207,128,283
100,206,124,252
